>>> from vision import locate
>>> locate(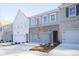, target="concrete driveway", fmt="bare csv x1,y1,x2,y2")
49,43,79,56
